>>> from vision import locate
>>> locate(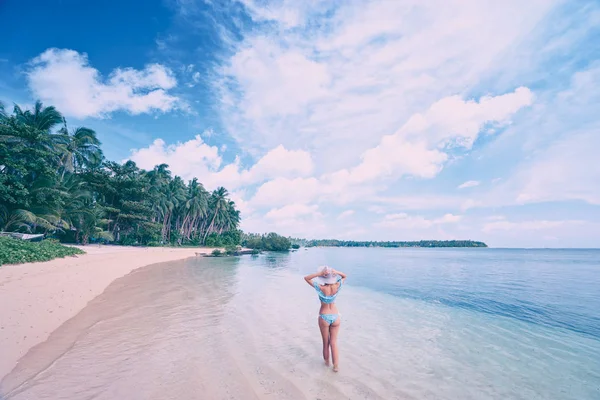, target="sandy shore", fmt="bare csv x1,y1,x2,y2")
0,245,214,380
